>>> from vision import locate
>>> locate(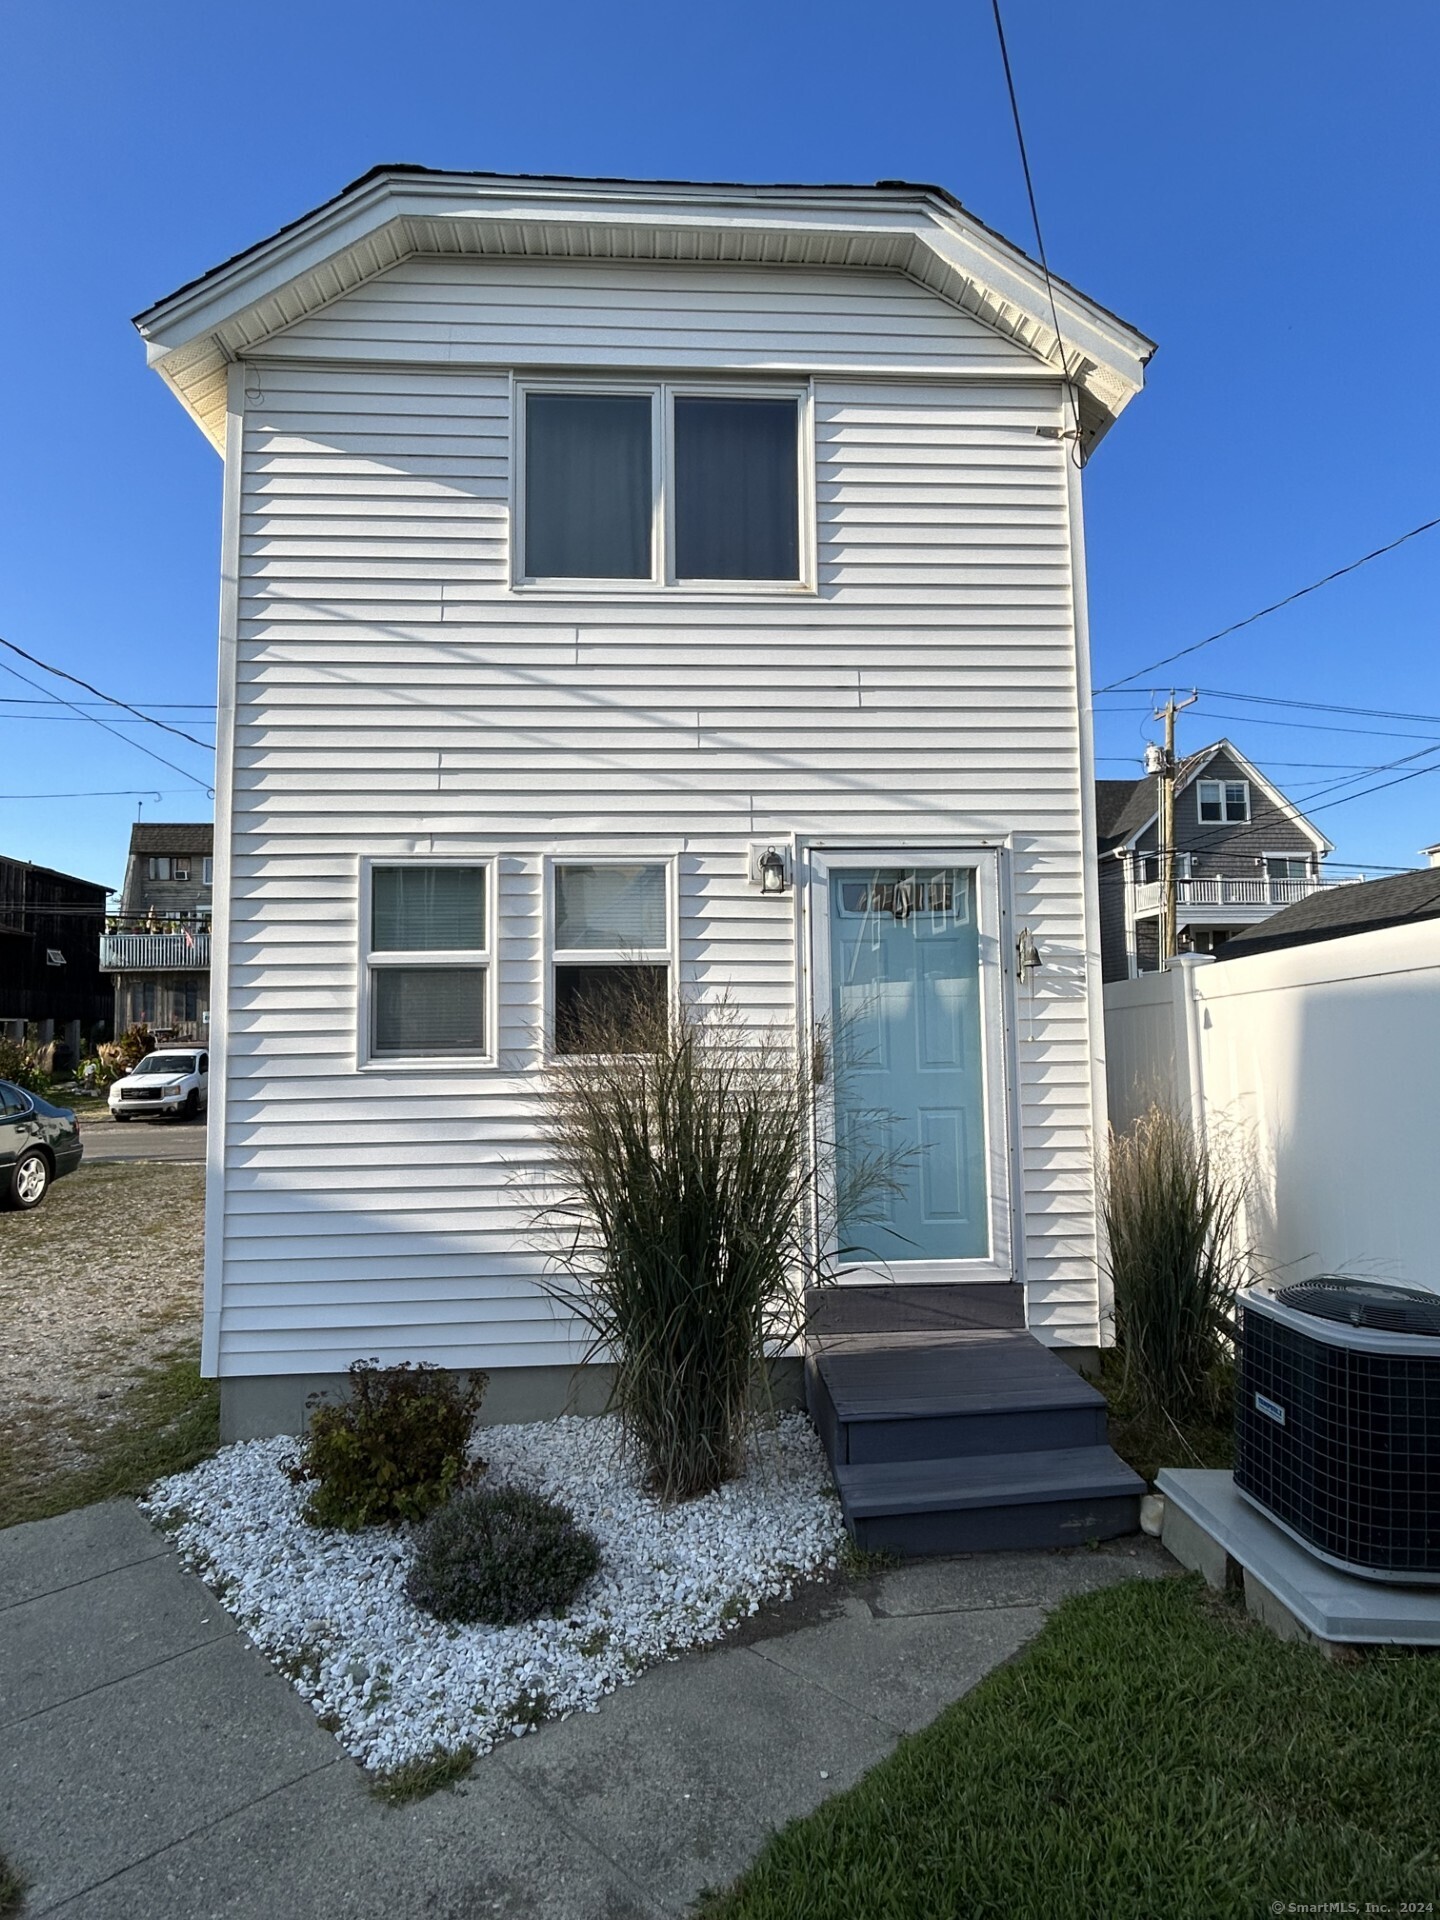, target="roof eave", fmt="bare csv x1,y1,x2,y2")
134,168,1153,452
